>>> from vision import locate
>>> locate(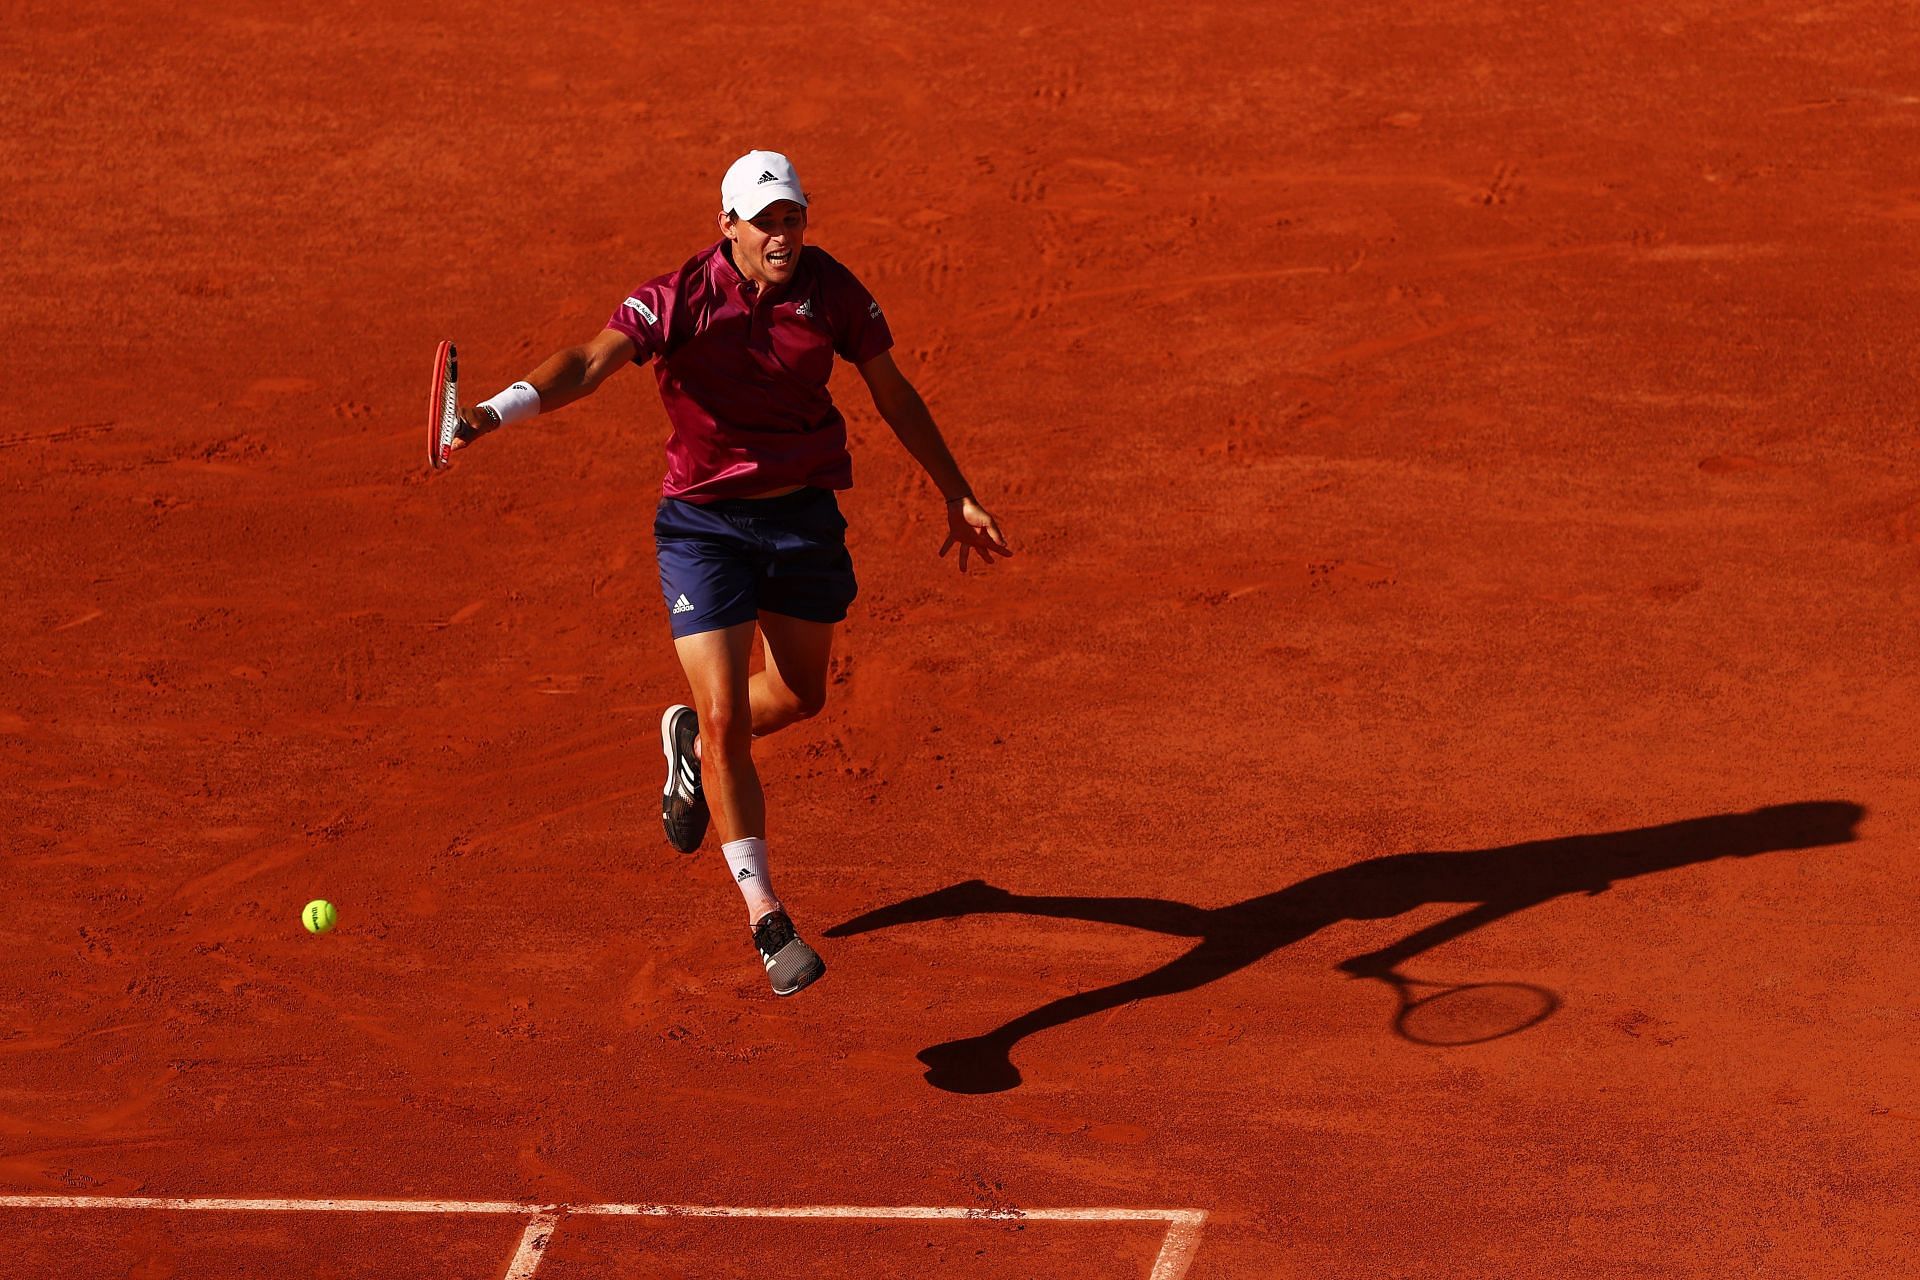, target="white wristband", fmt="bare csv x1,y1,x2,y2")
479,381,541,426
